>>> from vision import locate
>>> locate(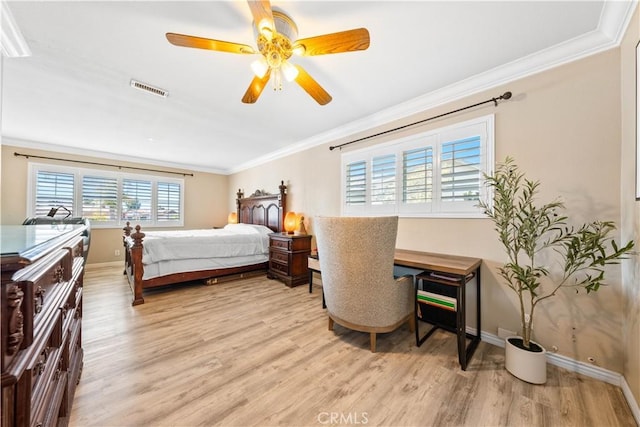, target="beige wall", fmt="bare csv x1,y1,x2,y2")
230,48,633,376
0,143,229,264
620,5,640,407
